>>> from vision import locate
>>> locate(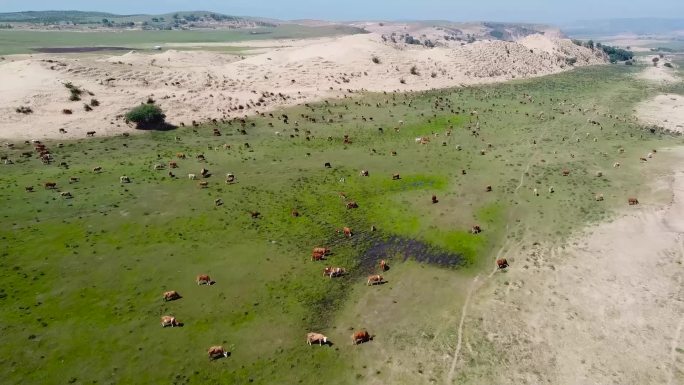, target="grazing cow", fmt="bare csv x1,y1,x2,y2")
367,275,384,286
169,162,178,169
432,195,438,204
120,176,130,183
196,274,212,285
370,225,377,232
485,185,492,192
379,260,387,271
163,291,181,302
496,258,509,269
93,166,102,173
291,209,300,217
562,169,570,176
200,168,209,177
324,162,332,168
59,128,67,134
307,332,328,345
613,162,620,168
392,174,400,180
169,172,176,178
199,181,209,188
595,194,604,201
215,198,223,206
207,346,229,360
647,152,654,159
480,149,486,155
69,177,79,183
250,211,260,219
324,267,346,278
312,247,330,261
461,169,467,175
640,157,648,162
86,131,96,137
60,191,72,198
471,225,482,234
391,151,397,156
341,227,352,238
177,153,186,159
161,316,180,327
628,197,639,205
44,182,57,189
197,154,206,162
533,188,539,196
360,170,369,177
25,186,34,192
154,164,164,171
352,330,371,345
346,201,358,209
226,173,235,183
188,174,197,180
549,186,555,193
